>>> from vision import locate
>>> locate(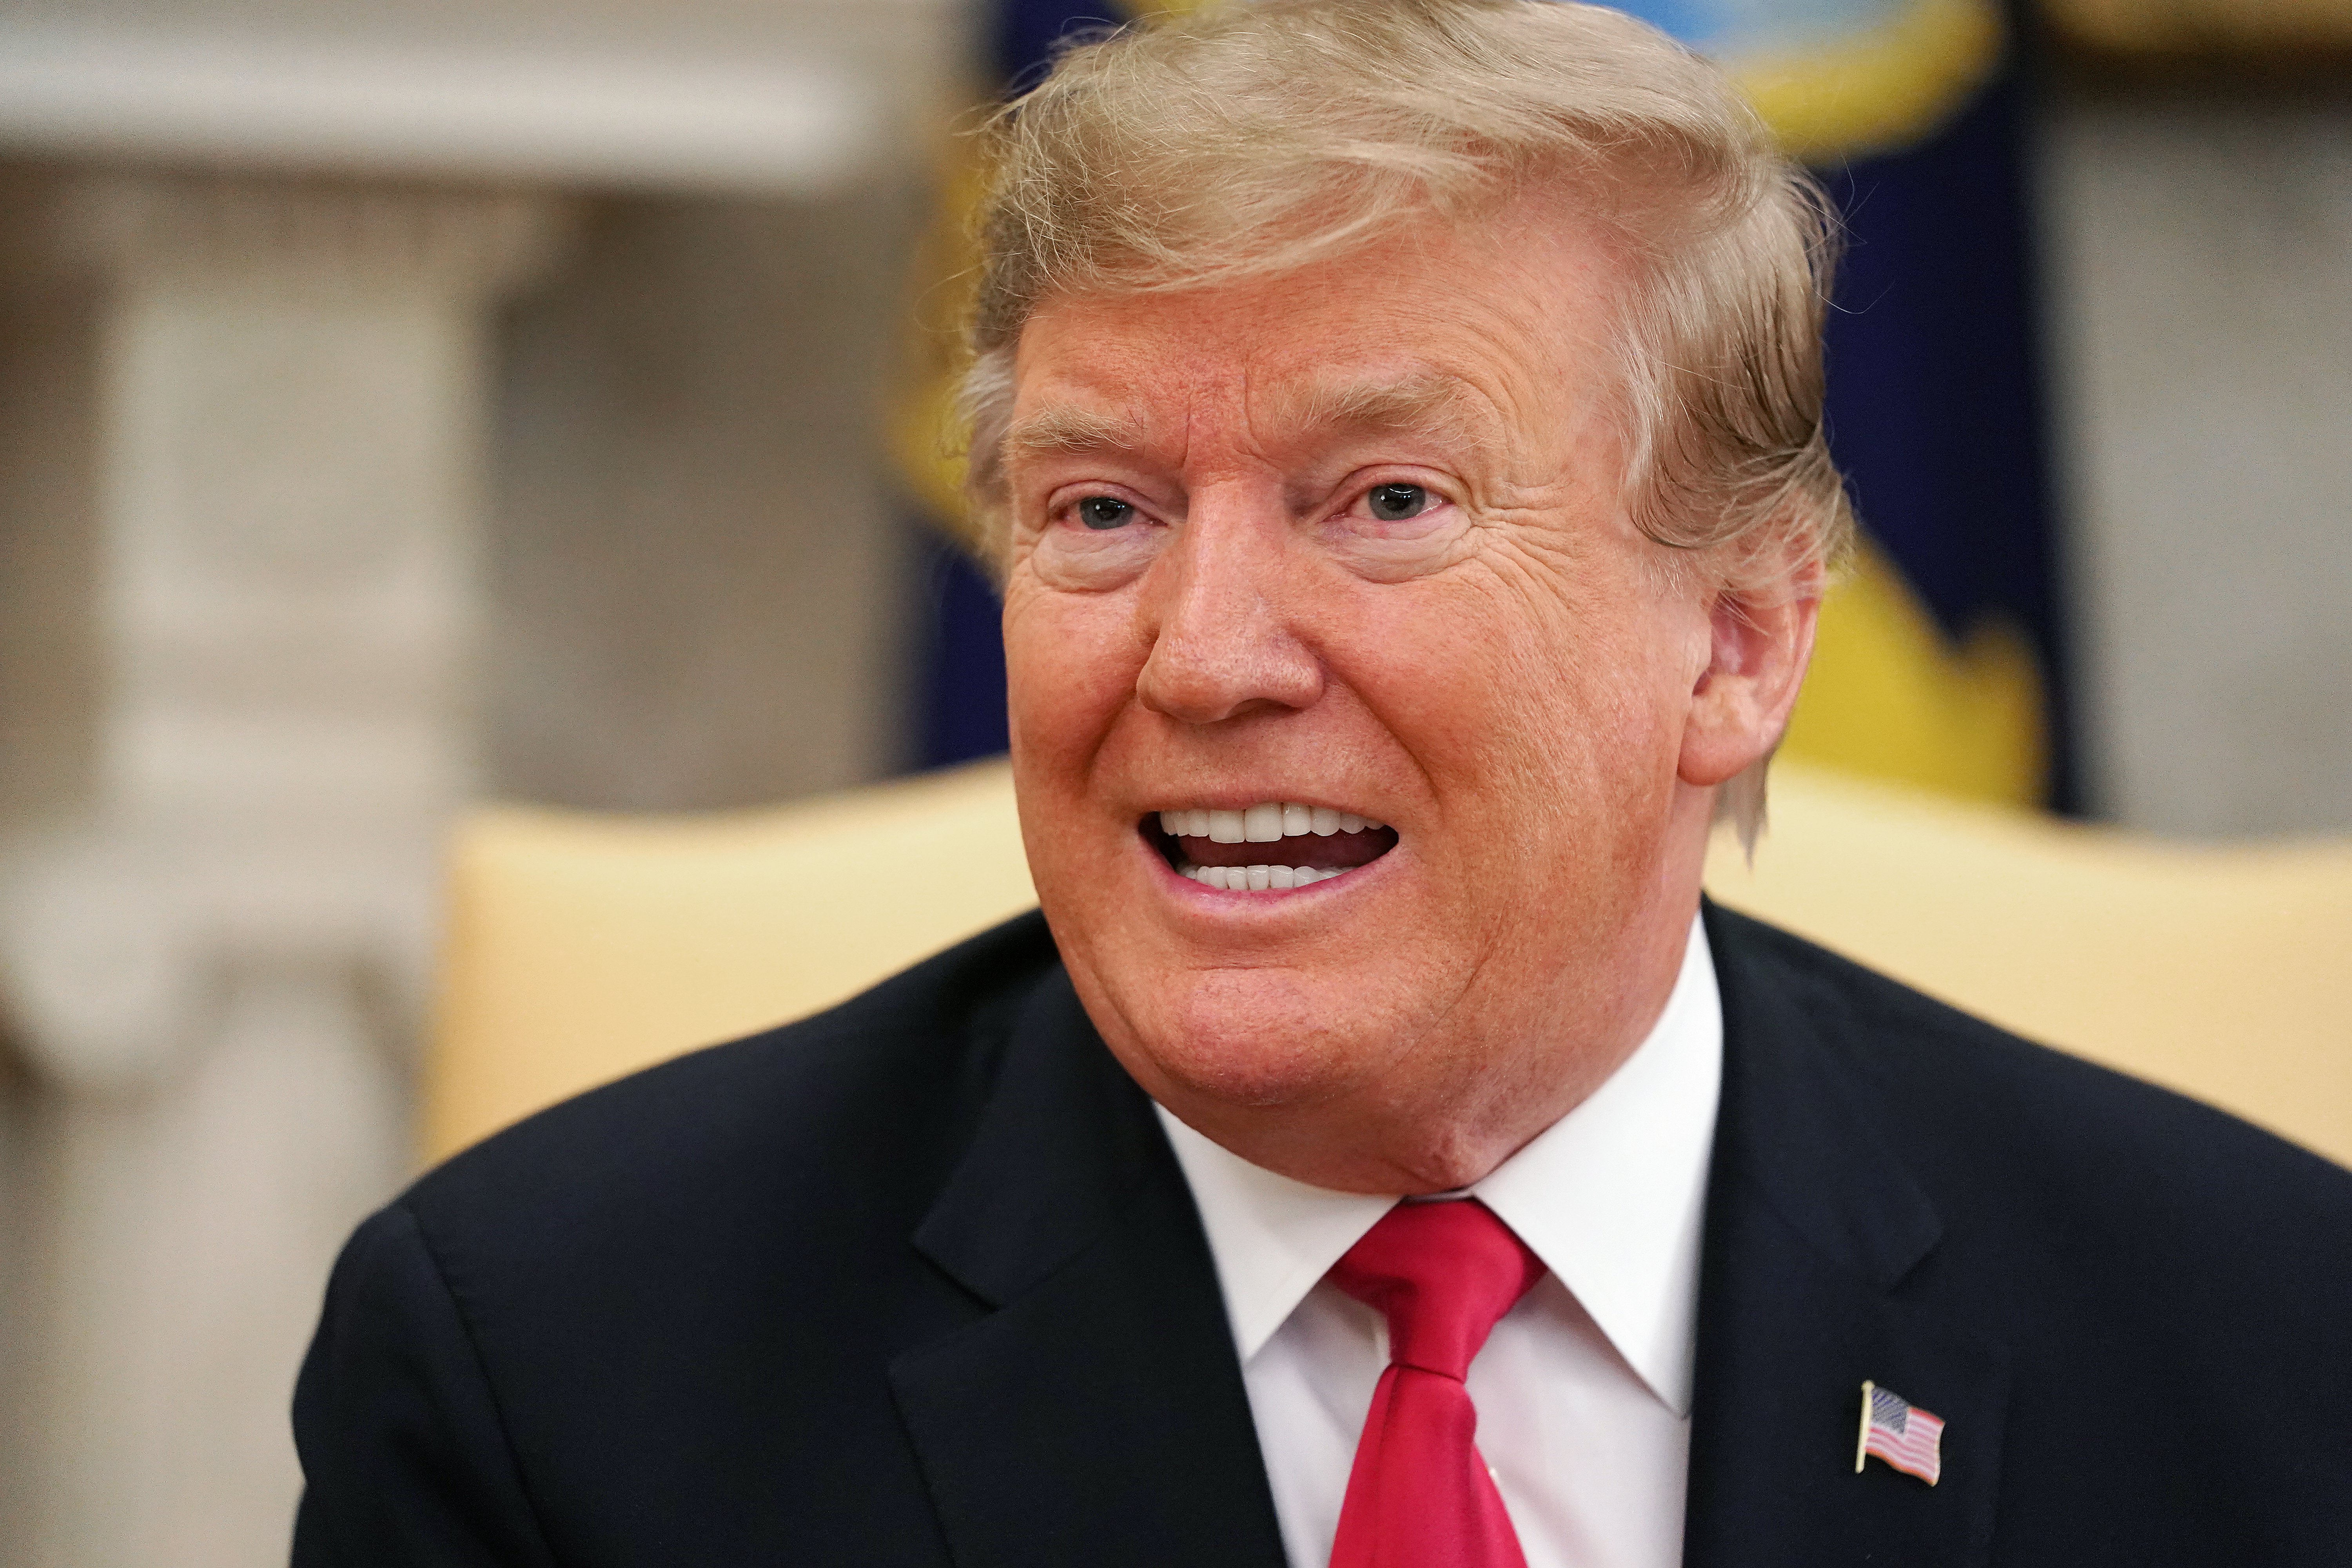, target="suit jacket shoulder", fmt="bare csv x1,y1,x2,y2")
1688,904,2352,1568
402,906,1056,1274
292,910,1287,1568
1717,904,2351,1304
